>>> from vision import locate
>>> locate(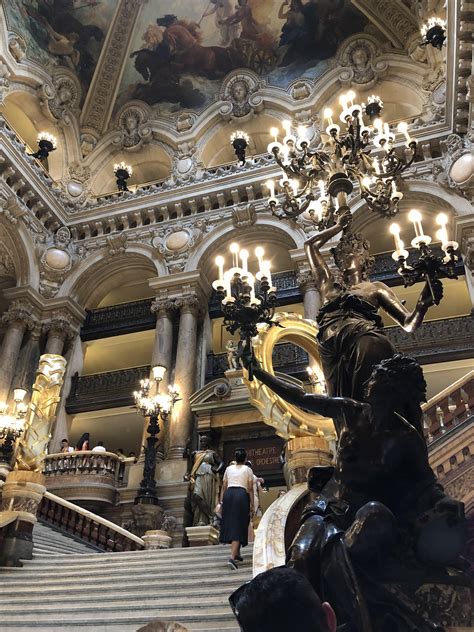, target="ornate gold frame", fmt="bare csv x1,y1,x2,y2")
244,312,334,439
